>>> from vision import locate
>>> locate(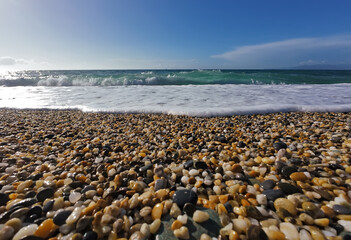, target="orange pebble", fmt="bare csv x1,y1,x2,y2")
9,193,17,200
171,220,183,230
56,179,65,188
97,188,103,196
152,202,164,220
81,203,97,216
218,195,229,204
35,218,57,239
241,199,251,207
